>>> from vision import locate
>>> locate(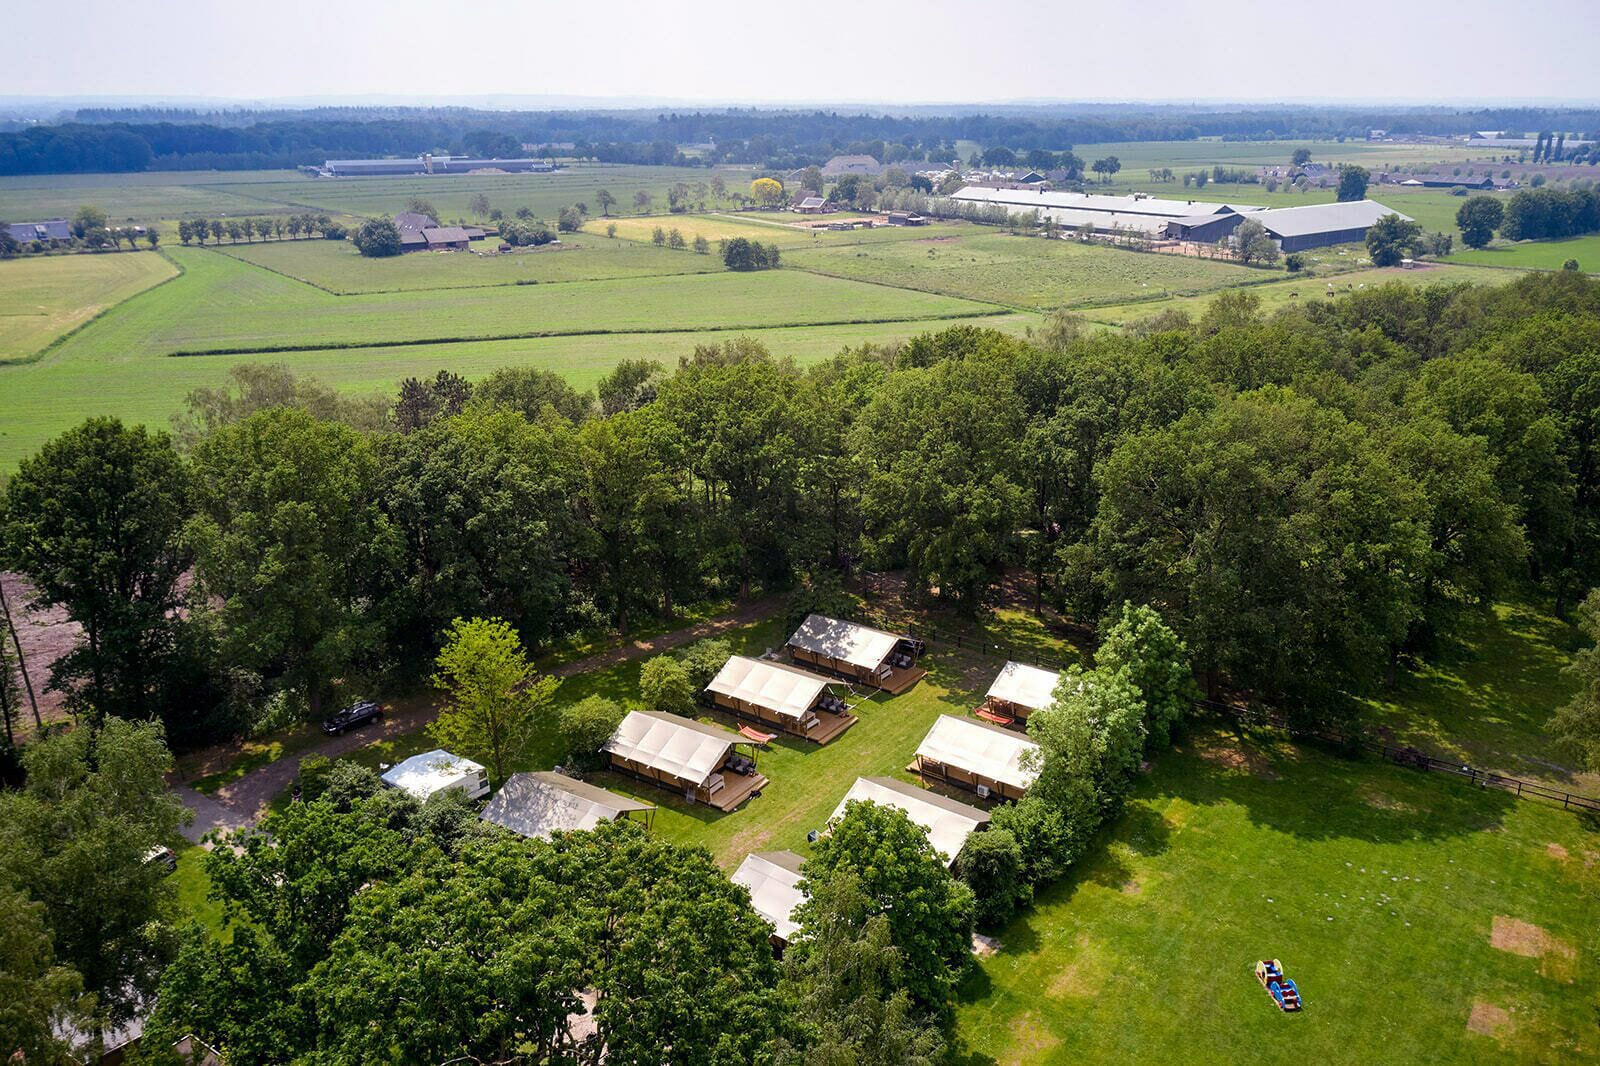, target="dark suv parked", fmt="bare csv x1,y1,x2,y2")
321,699,383,736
